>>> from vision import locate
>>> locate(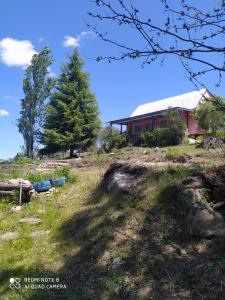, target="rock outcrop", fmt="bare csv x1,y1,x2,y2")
164,167,225,238
102,163,148,193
